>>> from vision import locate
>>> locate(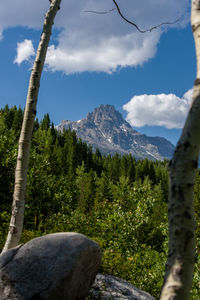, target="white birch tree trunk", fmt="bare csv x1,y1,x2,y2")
2,0,62,253
160,1,200,299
